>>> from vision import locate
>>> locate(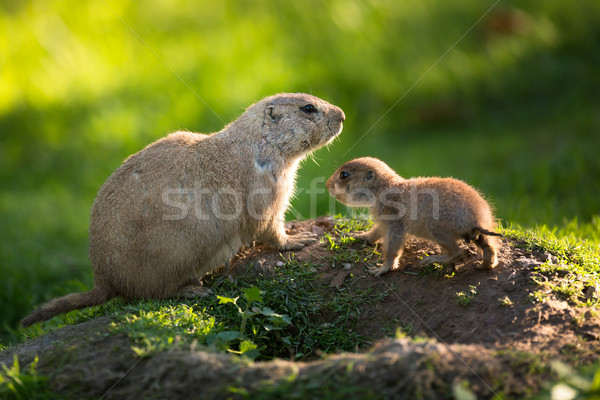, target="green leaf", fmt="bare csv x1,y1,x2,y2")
206,330,242,348
258,306,278,317
239,340,260,360
270,314,292,325
217,295,238,305
217,331,242,342
243,286,263,304
259,307,292,326
239,340,258,353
